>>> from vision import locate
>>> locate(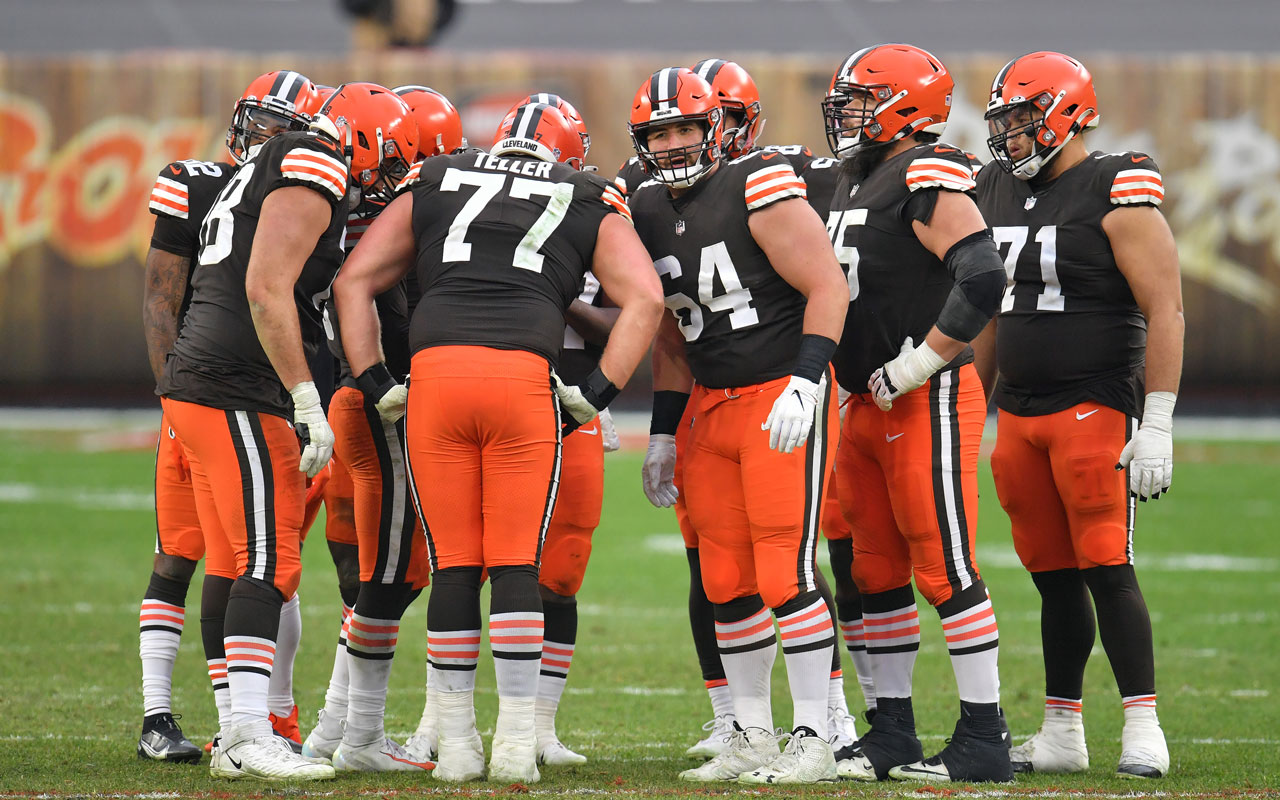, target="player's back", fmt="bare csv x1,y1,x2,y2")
628,150,808,389
161,130,349,416
827,142,977,392
405,149,625,366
